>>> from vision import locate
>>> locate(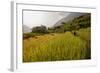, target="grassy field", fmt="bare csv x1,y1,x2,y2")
23,28,91,62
